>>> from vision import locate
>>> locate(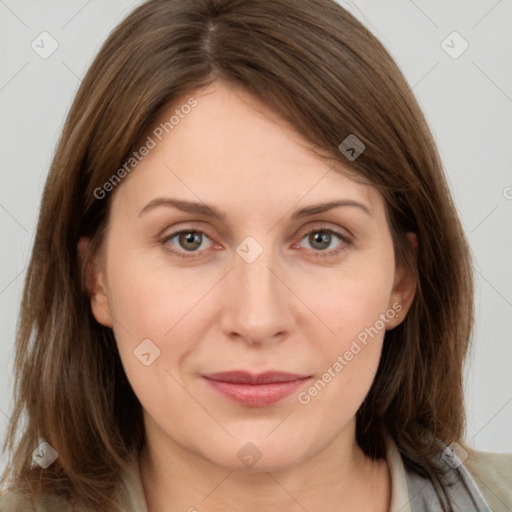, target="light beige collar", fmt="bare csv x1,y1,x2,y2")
384,433,413,512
